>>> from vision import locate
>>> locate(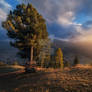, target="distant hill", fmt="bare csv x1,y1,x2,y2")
0,41,18,62
53,39,92,64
